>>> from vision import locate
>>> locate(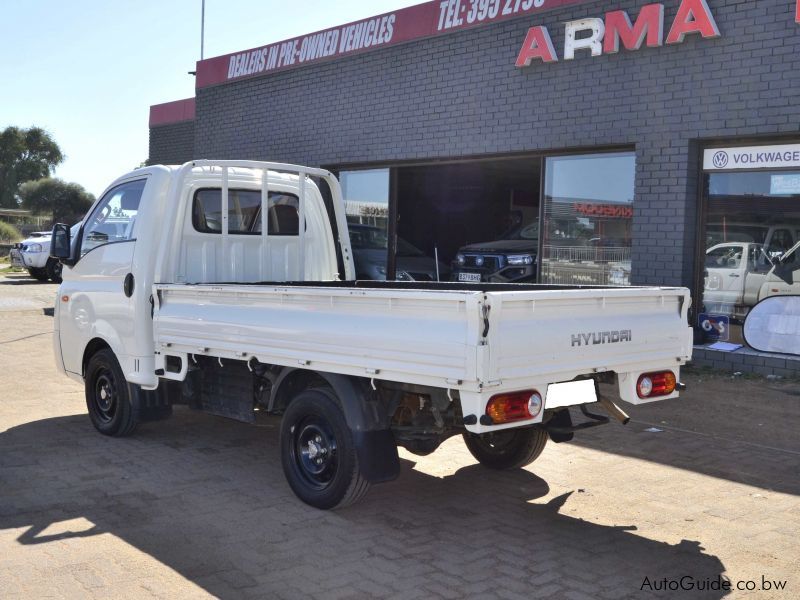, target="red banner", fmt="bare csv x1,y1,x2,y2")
196,0,590,88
